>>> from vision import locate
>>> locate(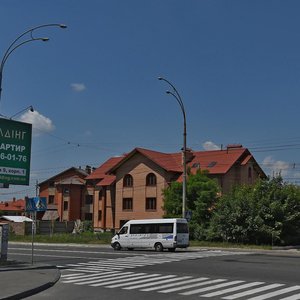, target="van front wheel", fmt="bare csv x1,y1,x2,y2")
154,243,163,252
113,242,121,251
